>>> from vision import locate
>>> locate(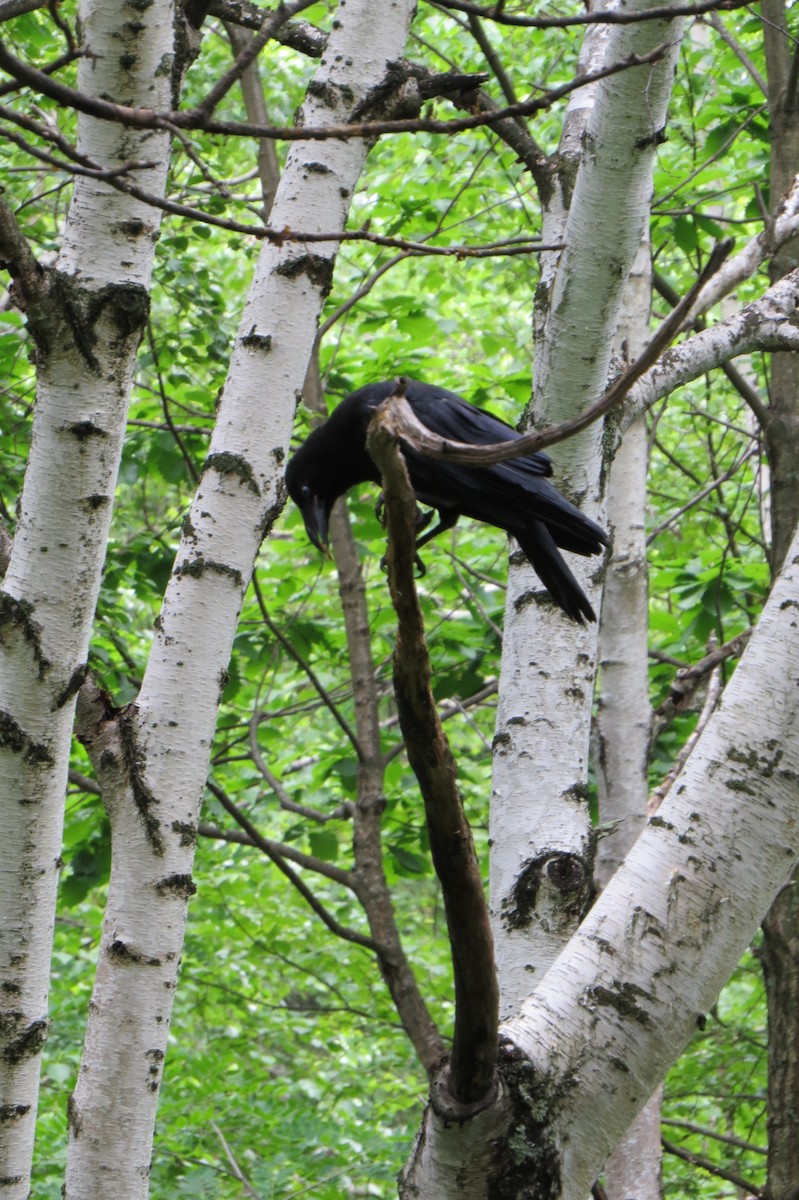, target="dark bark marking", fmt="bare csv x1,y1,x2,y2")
0,1104,30,1124
0,709,53,767
155,872,196,899
203,450,260,495
171,820,197,848
53,662,89,710
275,254,334,296
588,981,653,1027
0,592,50,678
118,707,165,854
1,1016,50,1064
174,555,244,589
107,939,162,967
241,328,272,352
490,1041,565,1199
67,1093,82,1138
